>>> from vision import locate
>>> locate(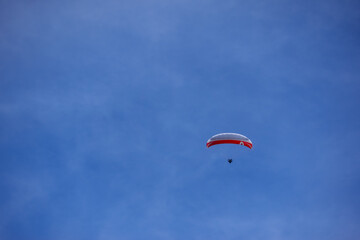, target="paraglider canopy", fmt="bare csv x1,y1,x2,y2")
206,133,253,149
